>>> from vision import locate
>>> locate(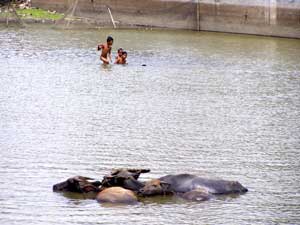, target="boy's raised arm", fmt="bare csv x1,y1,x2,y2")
97,44,104,51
